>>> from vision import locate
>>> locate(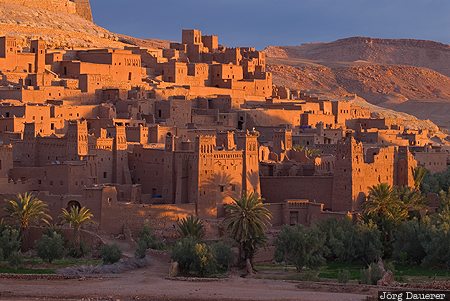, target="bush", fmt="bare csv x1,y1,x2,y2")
100,244,122,264
171,237,217,276
355,222,383,264
337,269,351,284
211,242,233,272
296,270,320,281
36,231,65,263
274,225,326,271
360,263,383,285
139,225,164,249
392,220,426,265
419,217,450,268
135,239,148,259
67,241,89,258
0,226,21,260
8,251,23,270
177,216,205,240
317,218,383,264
